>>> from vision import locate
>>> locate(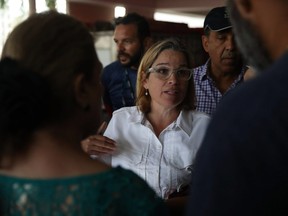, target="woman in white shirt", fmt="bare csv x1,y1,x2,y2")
82,38,210,200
